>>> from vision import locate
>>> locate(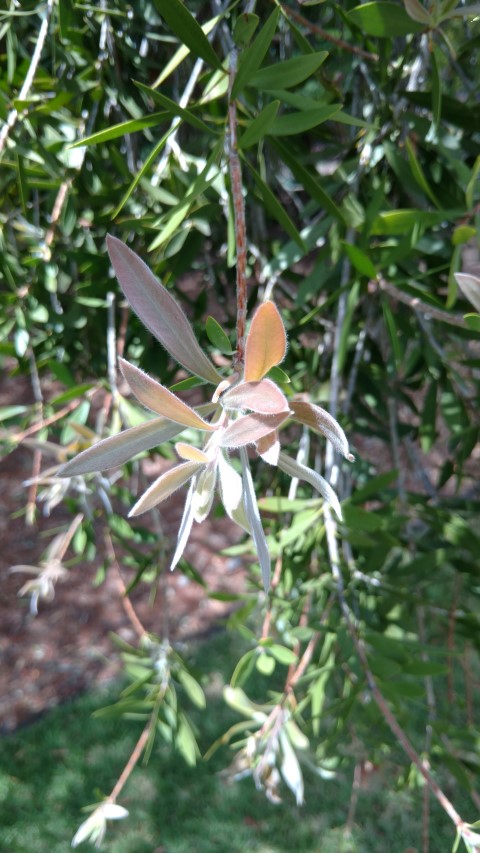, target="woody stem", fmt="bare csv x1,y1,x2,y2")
228,50,247,369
